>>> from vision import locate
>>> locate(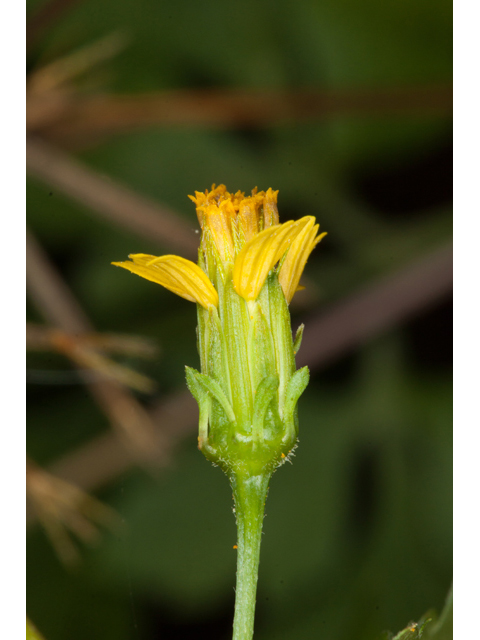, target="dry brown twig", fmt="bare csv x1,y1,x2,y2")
27,323,158,393
27,86,453,144
26,323,158,357
26,229,167,463
28,32,128,97
26,458,121,565
27,5,451,135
